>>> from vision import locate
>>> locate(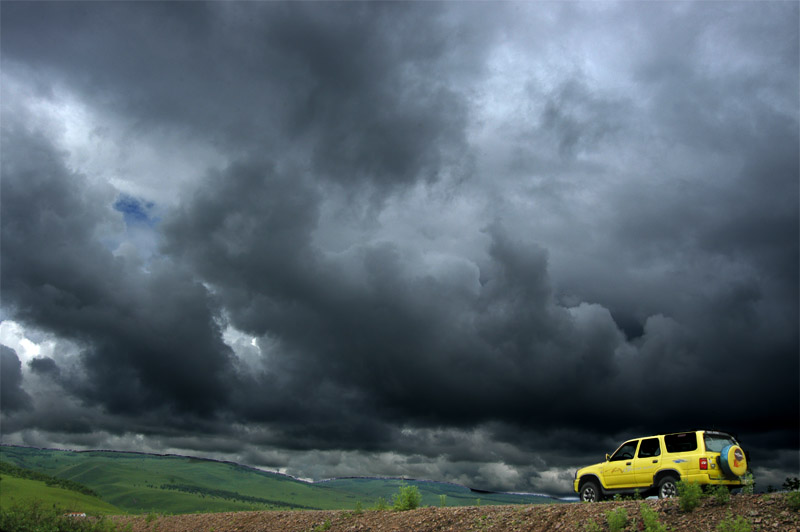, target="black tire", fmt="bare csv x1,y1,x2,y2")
657,476,678,499
580,480,601,502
